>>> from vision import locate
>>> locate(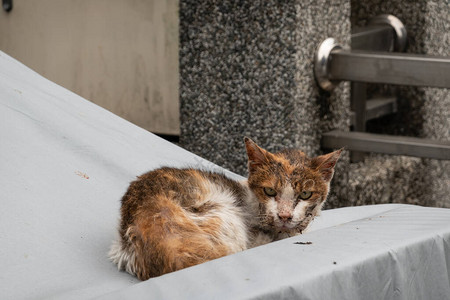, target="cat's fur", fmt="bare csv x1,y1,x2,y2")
109,138,342,280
